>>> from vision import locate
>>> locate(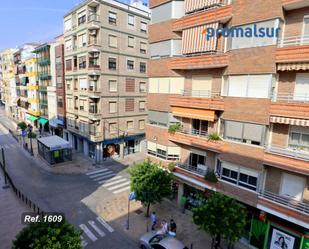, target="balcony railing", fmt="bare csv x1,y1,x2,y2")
180,127,208,137
177,163,208,176
88,14,99,22
182,90,221,98
272,93,309,103
259,190,309,214
265,146,309,162
278,35,309,48
88,64,100,70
